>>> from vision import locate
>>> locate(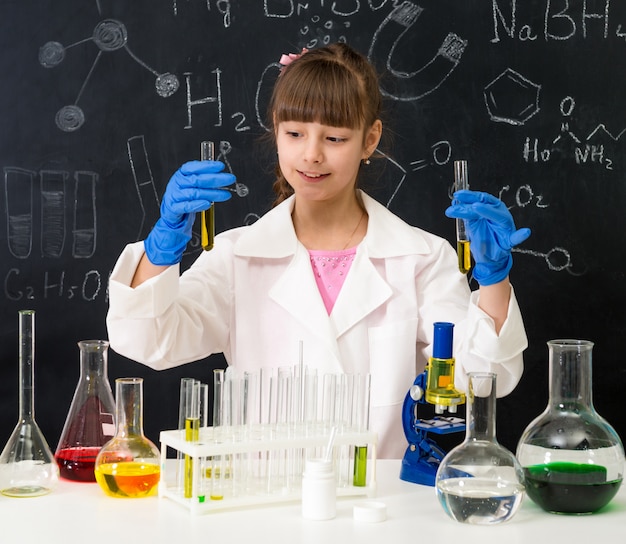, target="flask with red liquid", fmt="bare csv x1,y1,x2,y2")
55,340,116,482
